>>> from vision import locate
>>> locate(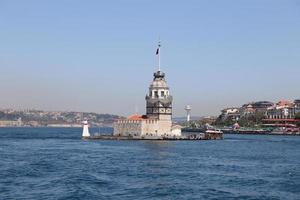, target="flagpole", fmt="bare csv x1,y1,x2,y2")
158,41,161,72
